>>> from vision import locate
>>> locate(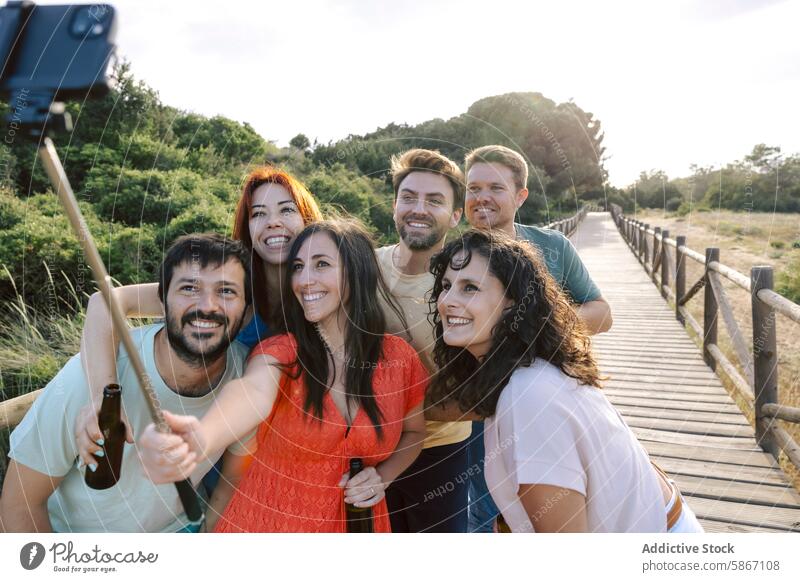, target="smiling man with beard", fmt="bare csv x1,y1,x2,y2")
374,149,471,532
0,234,251,533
